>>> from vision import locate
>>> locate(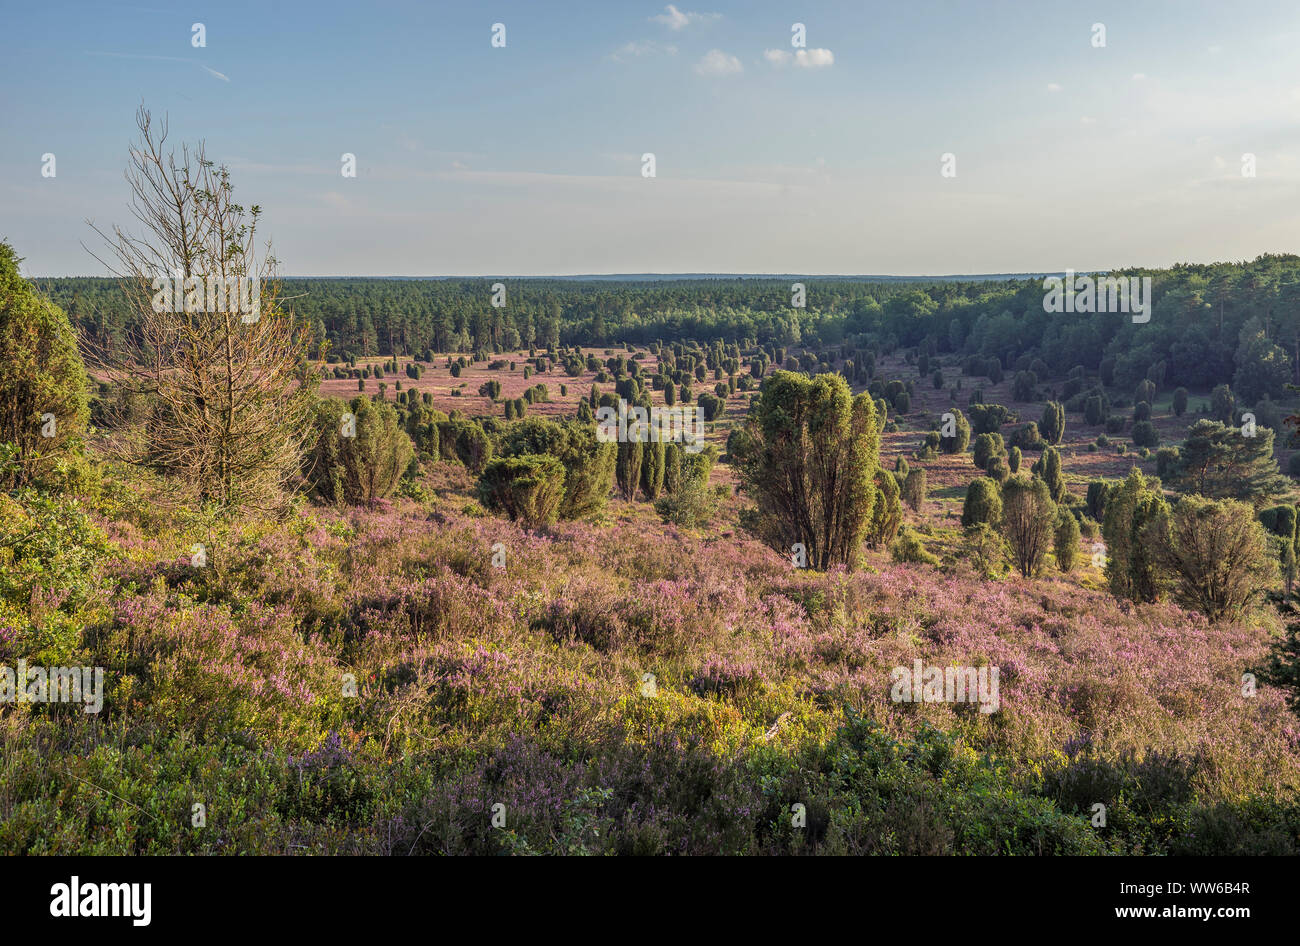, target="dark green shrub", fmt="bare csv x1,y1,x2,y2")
305,397,414,504
1173,387,1189,417
1132,420,1159,449
902,468,927,511
1008,422,1043,451
0,242,90,491
1085,480,1109,521
1055,509,1080,572
1030,446,1065,501
962,477,1002,529
938,409,971,454
477,454,566,527
439,419,494,473
1084,395,1105,426
972,432,1005,470
1040,401,1065,445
